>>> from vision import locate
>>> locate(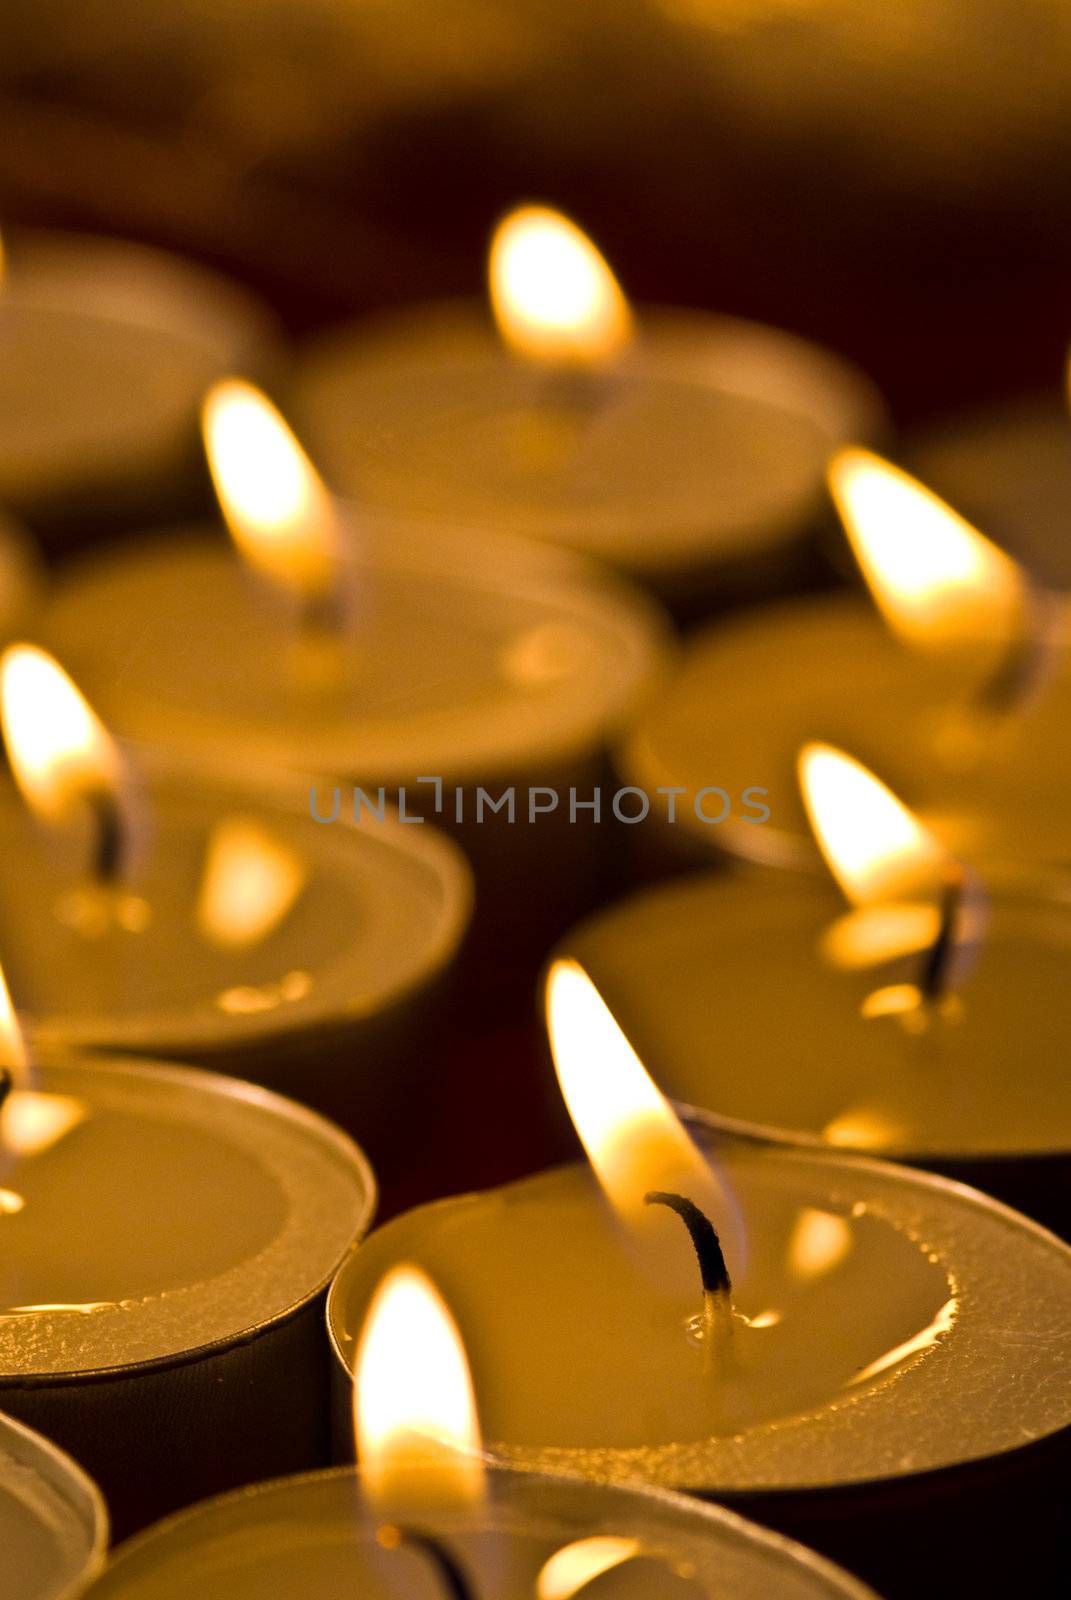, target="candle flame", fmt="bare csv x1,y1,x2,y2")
202,379,344,603
0,960,86,1160
546,958,744,1275
537,1538,641,1600
196,816,306,949
0,644,130,837
489,206,633,367
799,743,946,907
354,1264,484,1514
828,448,1026,652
